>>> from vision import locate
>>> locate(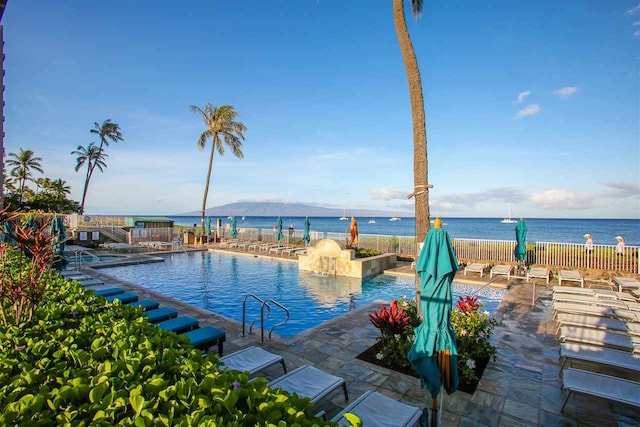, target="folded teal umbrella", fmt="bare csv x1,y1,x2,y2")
1,221,14,243
276,216,283,242
230,217,238,239
407,221,459,426
205,216,211,236
514,220,527,262
50,217,67,270
303,216,311,245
